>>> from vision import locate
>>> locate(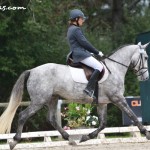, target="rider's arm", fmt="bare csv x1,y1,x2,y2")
74,27,99,55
